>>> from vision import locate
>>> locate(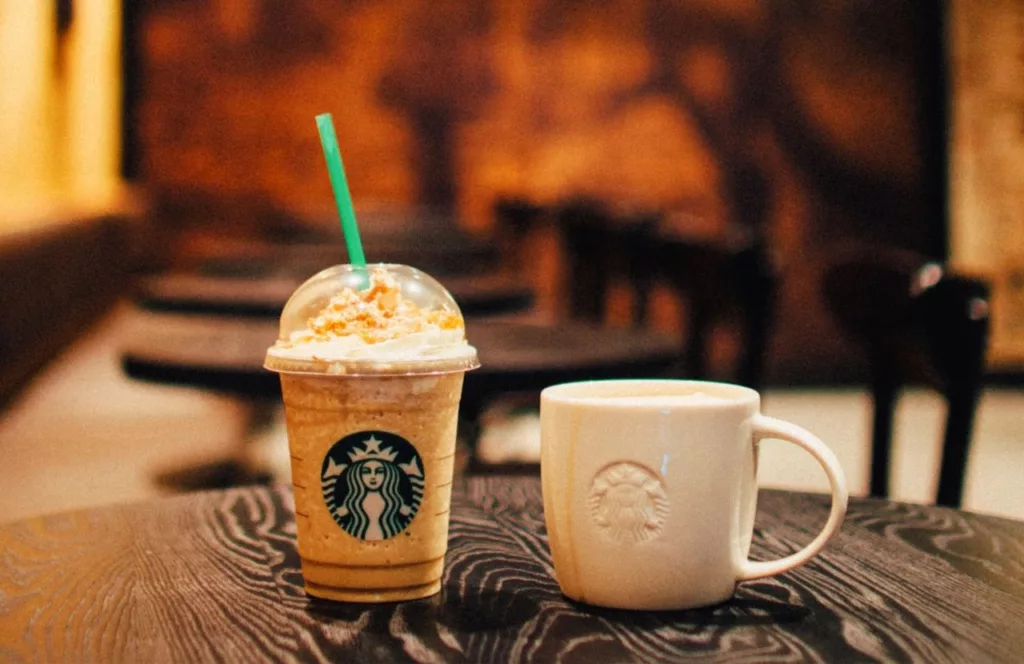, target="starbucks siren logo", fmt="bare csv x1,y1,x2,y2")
321,431,425,540
589,462,669,542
